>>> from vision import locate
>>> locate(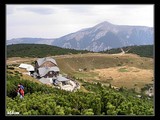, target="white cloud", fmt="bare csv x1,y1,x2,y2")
18,6,55,15
6,4,154,40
